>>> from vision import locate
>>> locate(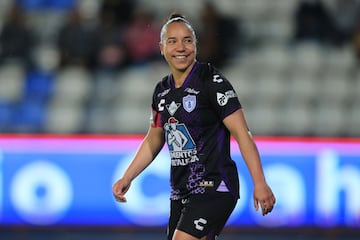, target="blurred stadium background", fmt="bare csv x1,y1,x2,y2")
0,0,360,239
0,0,359,136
